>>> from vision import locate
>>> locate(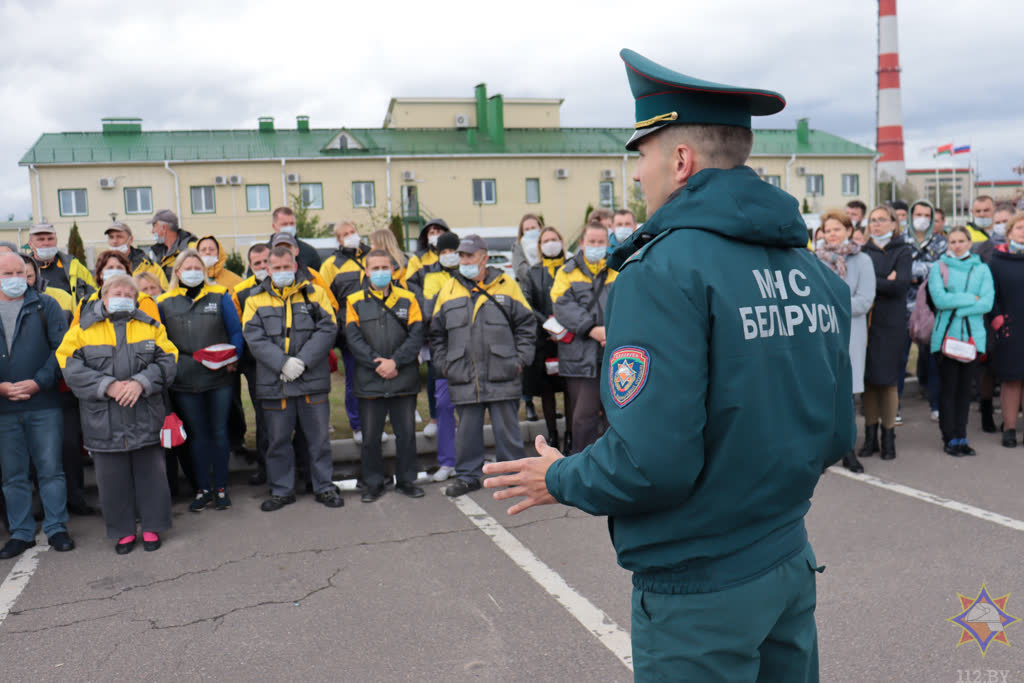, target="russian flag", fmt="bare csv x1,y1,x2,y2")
936,143,953,156
954,145,971,155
